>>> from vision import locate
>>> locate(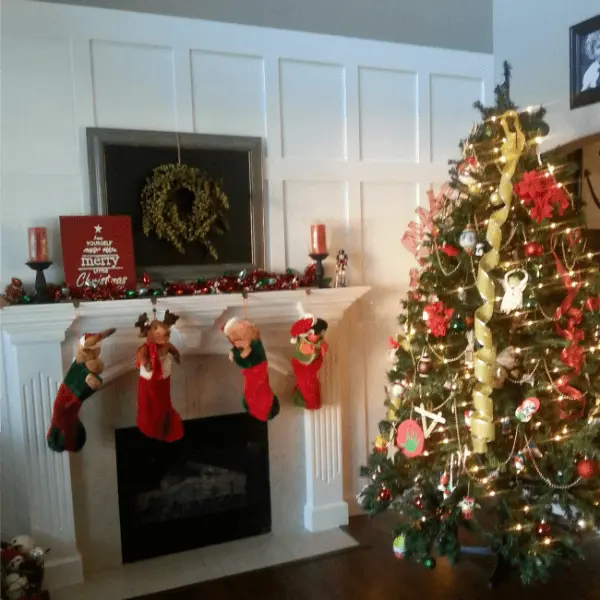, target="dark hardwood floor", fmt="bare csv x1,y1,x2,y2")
130,516,600,600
